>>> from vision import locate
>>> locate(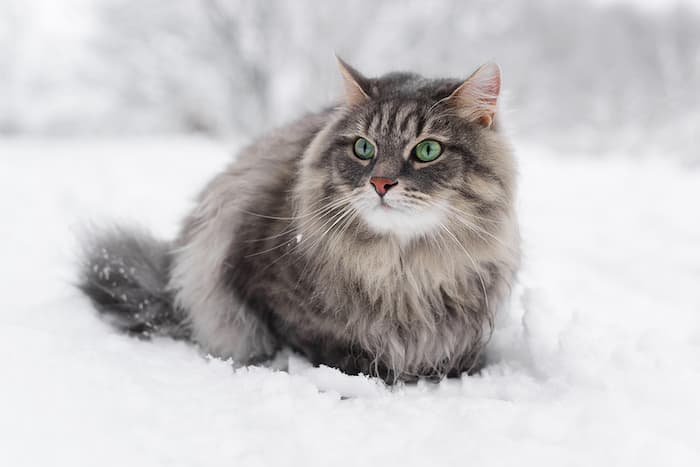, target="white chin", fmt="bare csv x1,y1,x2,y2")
359,201,445,243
